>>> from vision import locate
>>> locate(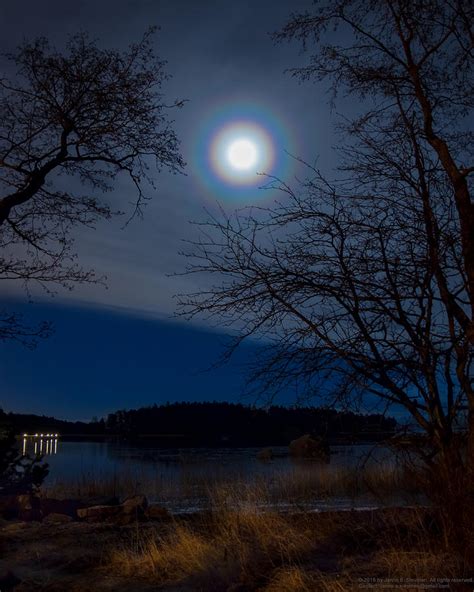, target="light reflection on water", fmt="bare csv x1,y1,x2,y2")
22,434,59,456
35,440,411,512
